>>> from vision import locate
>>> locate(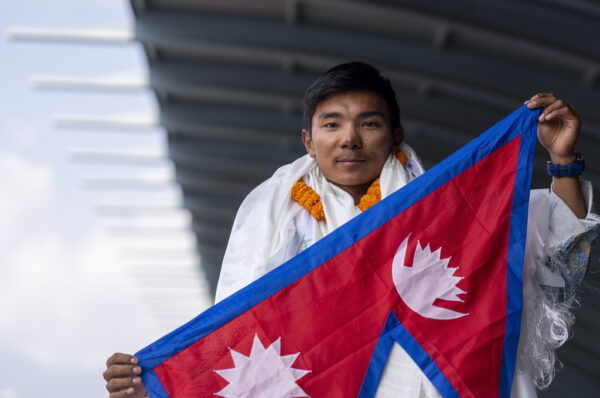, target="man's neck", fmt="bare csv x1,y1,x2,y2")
330,180,373,205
